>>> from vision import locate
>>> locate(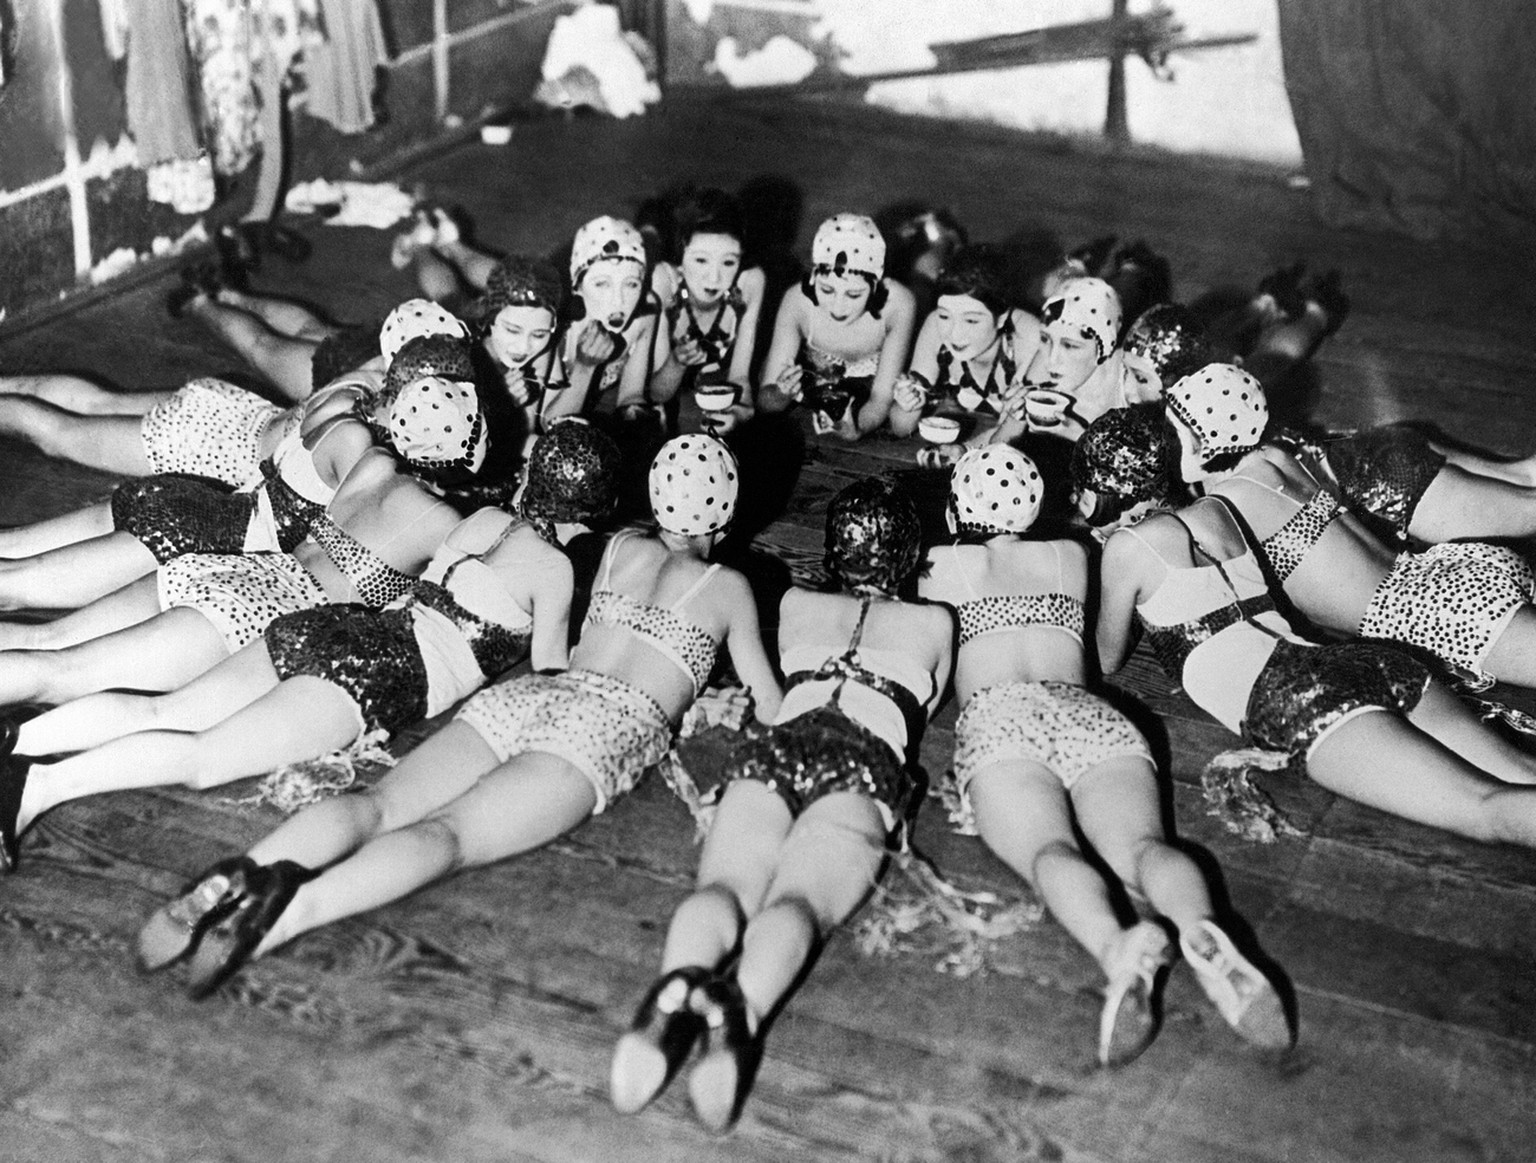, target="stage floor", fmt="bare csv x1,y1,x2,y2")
1,93,1533,1162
